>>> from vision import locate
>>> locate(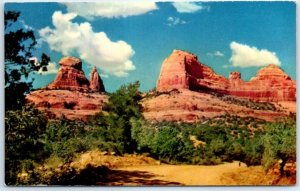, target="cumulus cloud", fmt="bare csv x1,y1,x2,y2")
229,42,281,67
172,2,209,13
30,57,58,75
166,16,187,26
207,51,224,57
63,2,158,20
37,62,59,75
39,11,135,77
